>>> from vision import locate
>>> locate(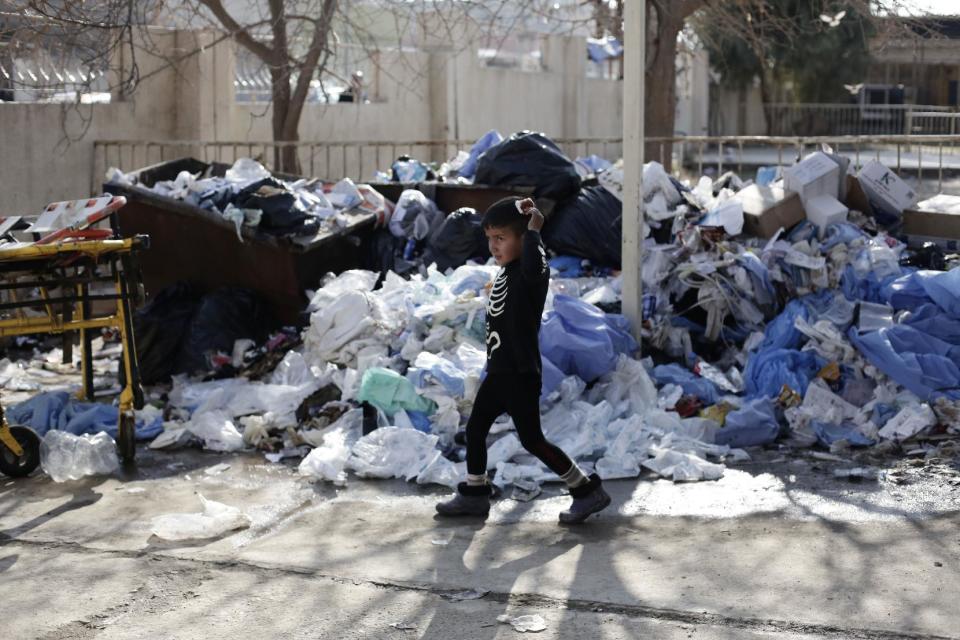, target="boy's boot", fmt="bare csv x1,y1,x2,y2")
559,474,610,524
436,482,492,516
